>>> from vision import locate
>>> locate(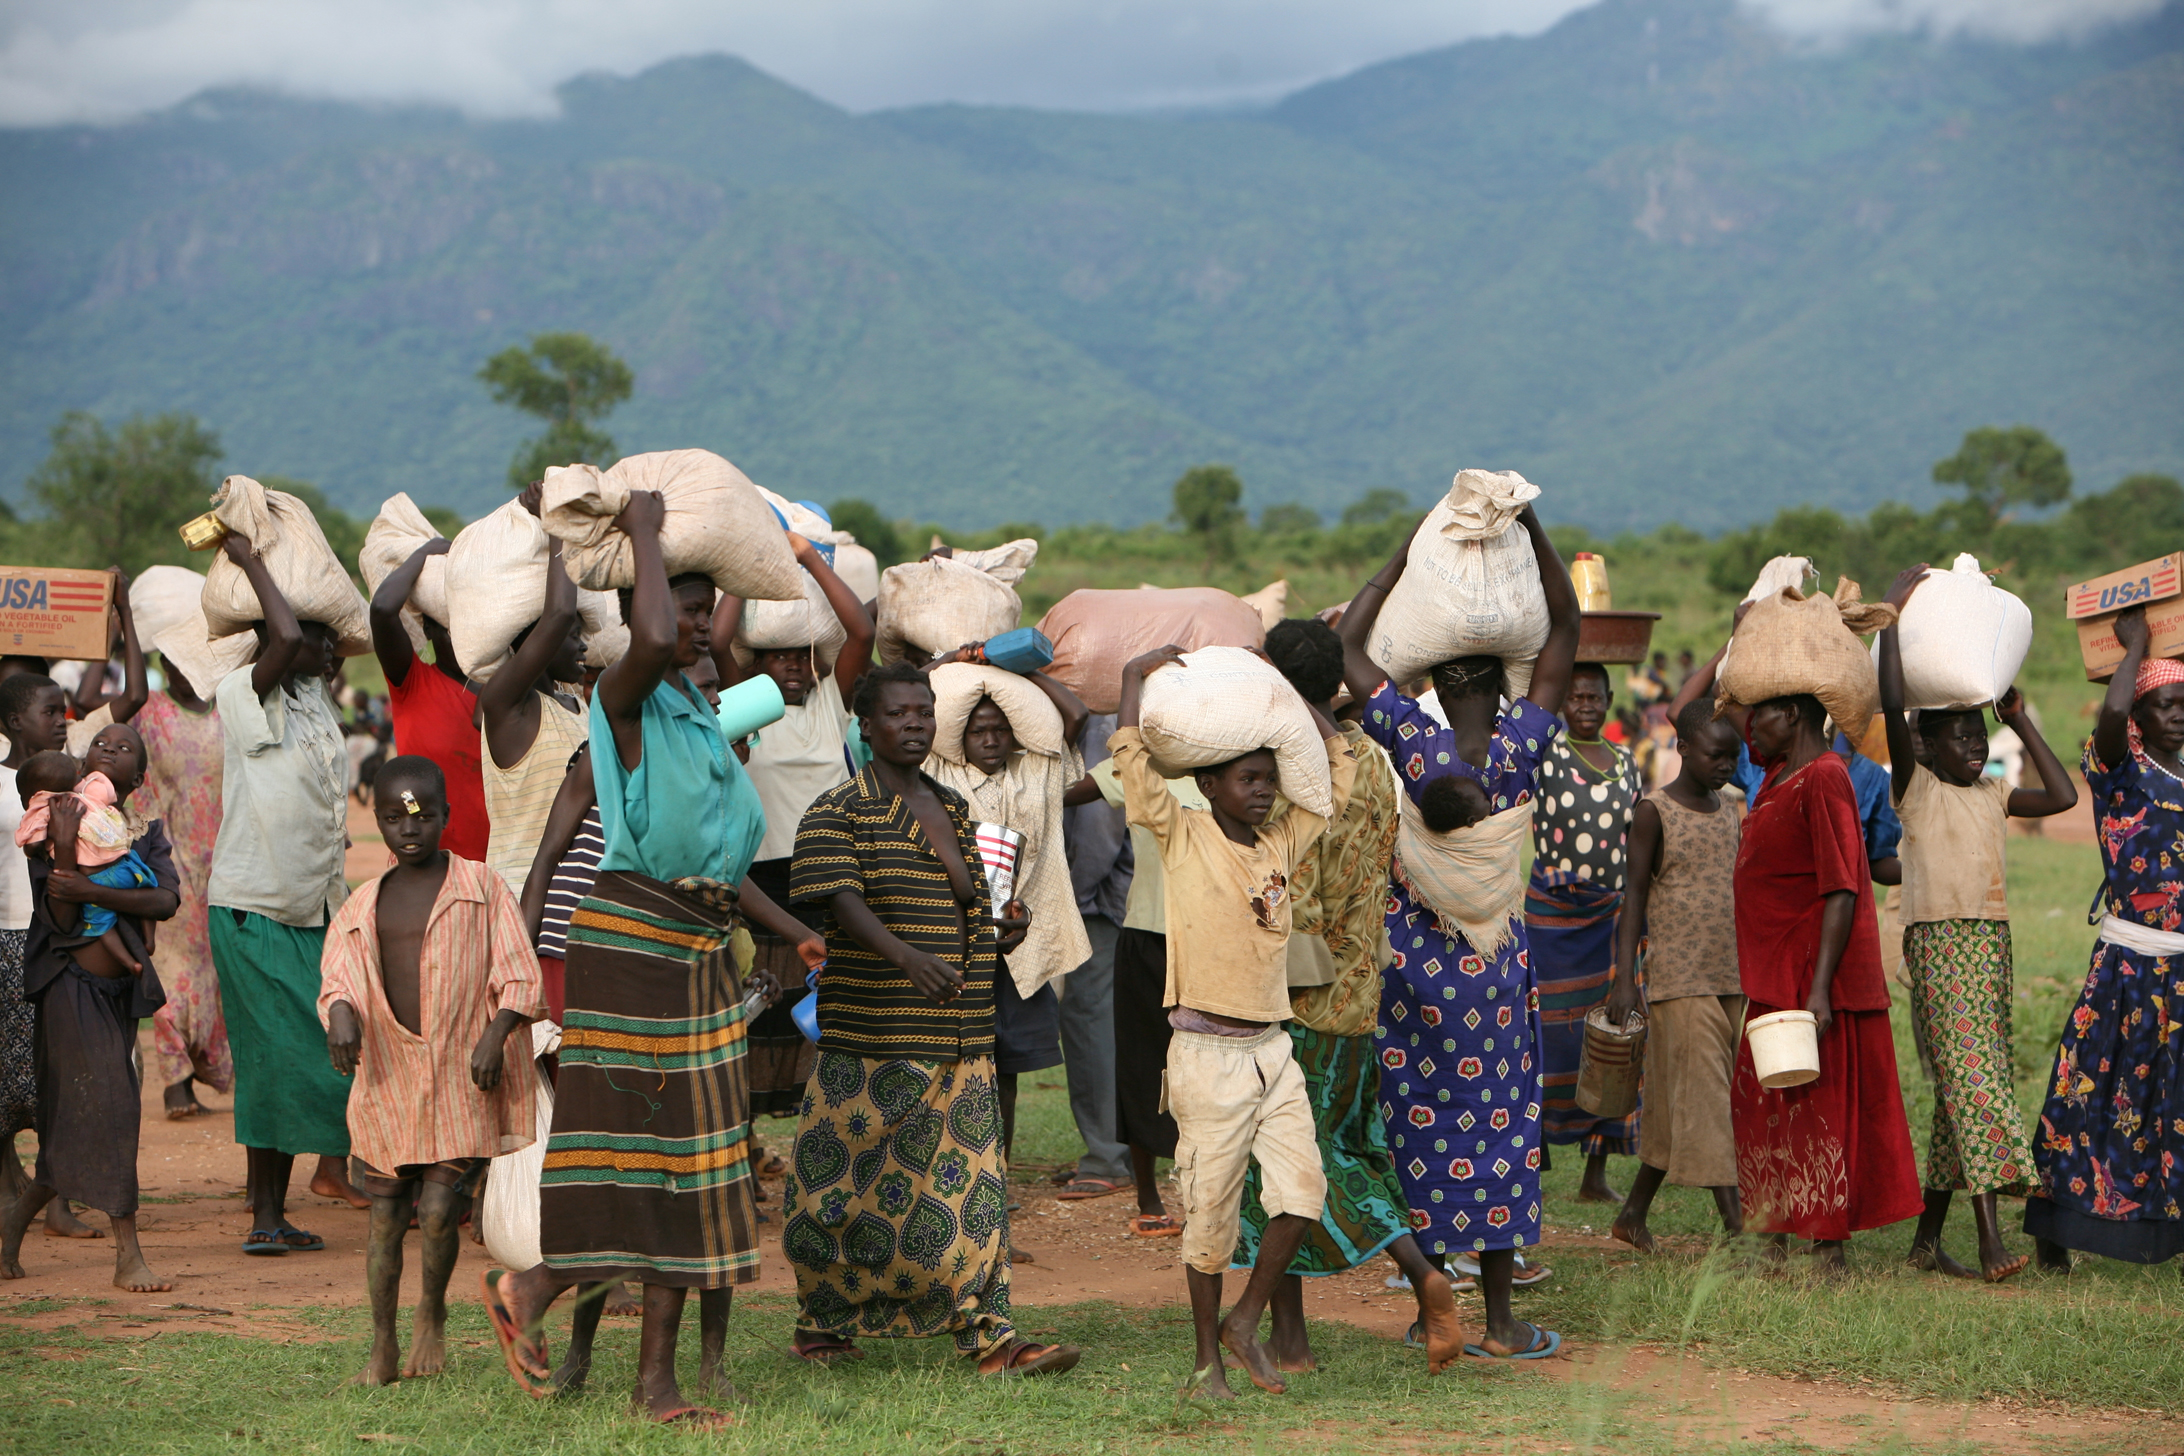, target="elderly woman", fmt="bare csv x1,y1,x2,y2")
782,661,1077,1377
0,722,180,1292
2026,607,2184,1269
